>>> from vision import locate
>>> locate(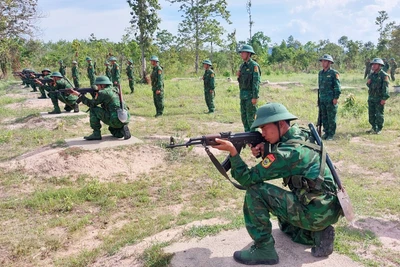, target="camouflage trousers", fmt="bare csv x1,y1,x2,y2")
49,93,78,111
129,80,135,93
240,99,257,132
153,90,164,115
390,70,396,81
89,75,96,89
243,183,341,246
73,78,80,88
319,101,338,137
204,90,215,112
89,107,128,136
368,100,385,131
